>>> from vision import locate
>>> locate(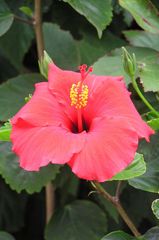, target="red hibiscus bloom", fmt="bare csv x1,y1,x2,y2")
11,63,153,182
